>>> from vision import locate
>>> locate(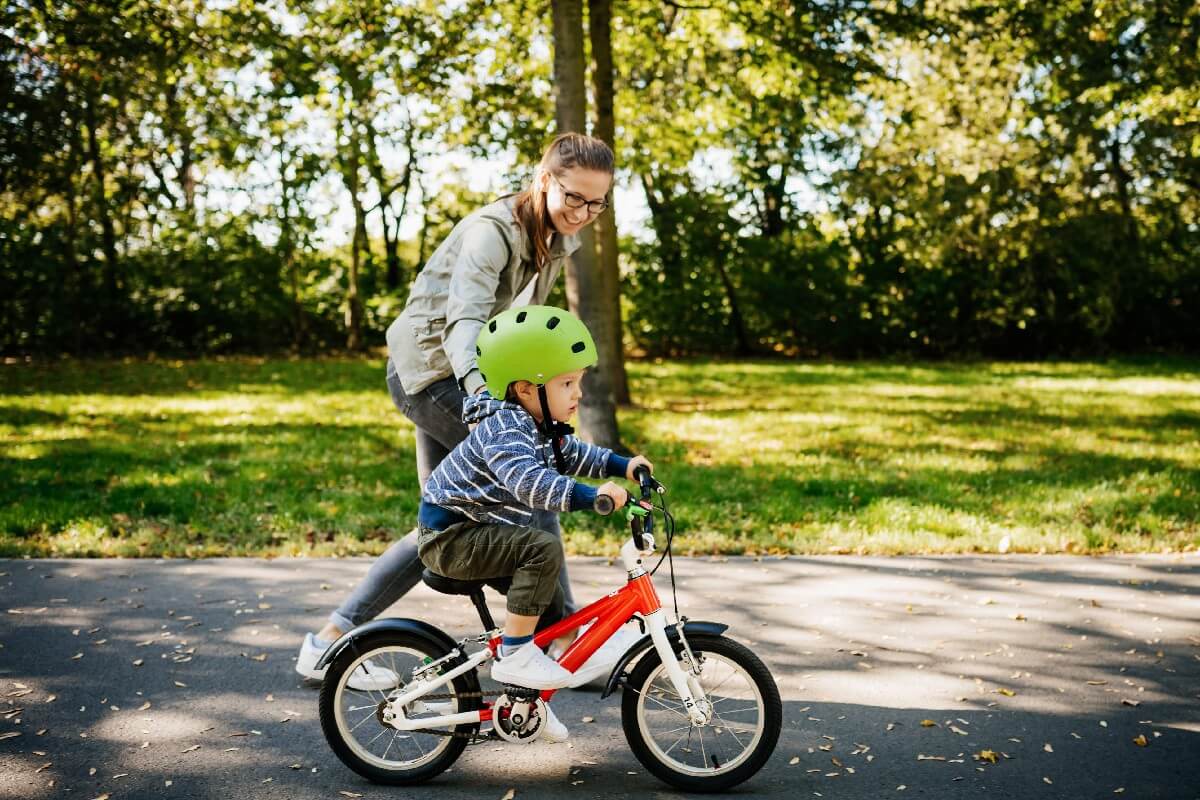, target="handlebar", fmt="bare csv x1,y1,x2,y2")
593,466,665,552
594,492,617,516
